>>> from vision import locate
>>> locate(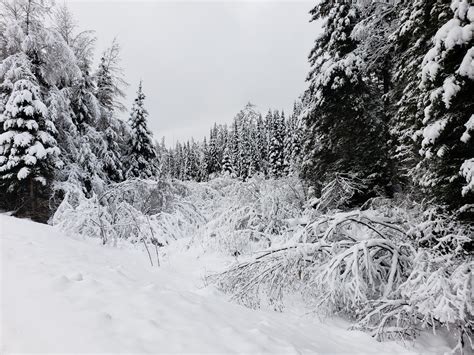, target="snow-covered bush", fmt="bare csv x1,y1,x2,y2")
311,174,368,212
357,212,473,349
52,178,205,247
212,208,412,311
187,175,306,255
210,180,473,352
